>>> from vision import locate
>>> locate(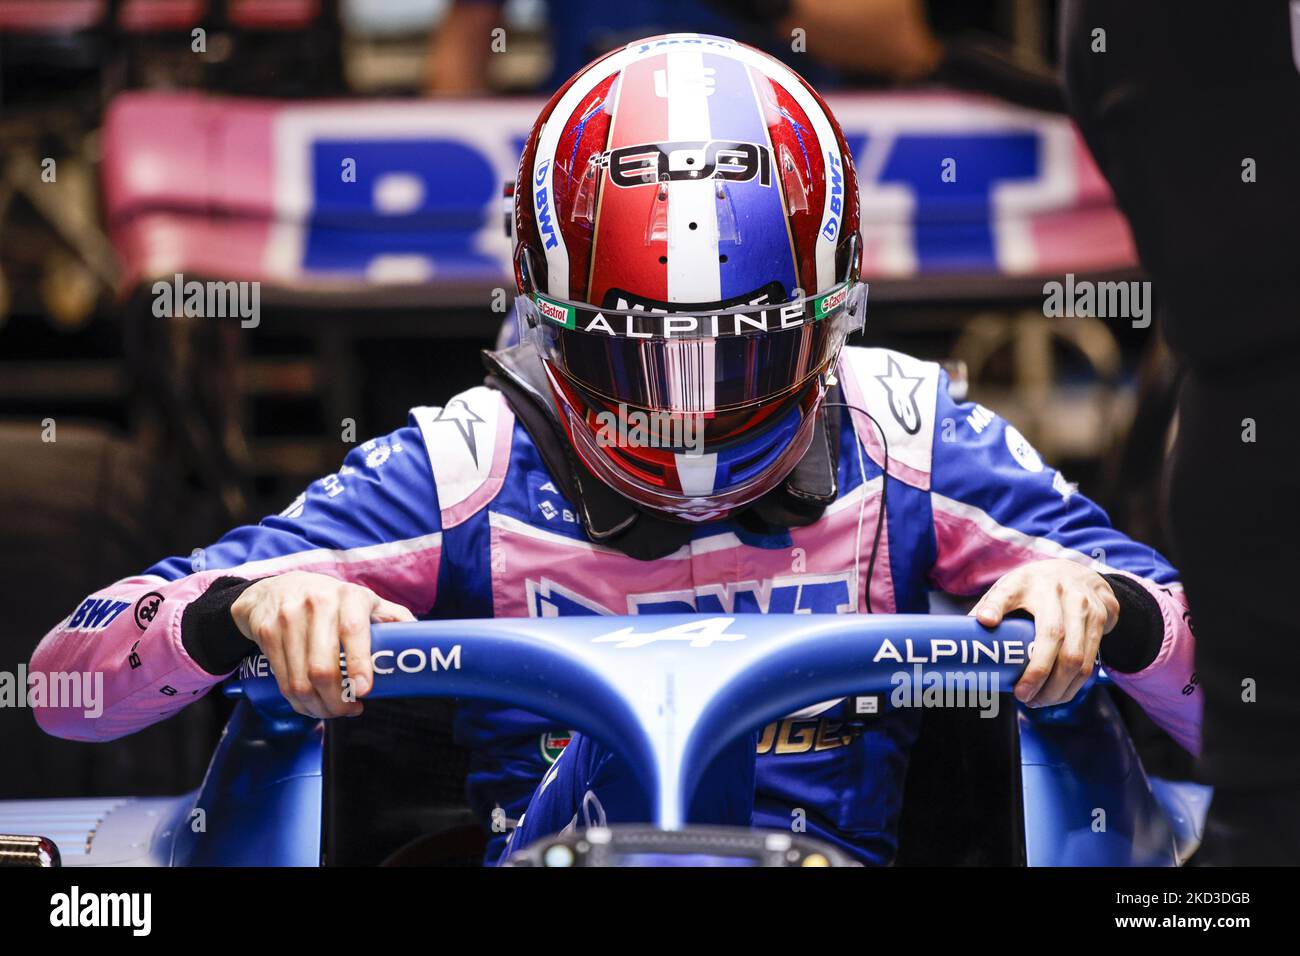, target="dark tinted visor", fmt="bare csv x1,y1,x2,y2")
519,281,866,413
